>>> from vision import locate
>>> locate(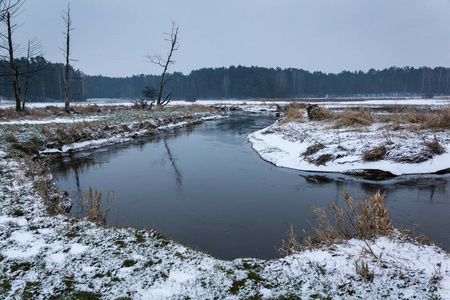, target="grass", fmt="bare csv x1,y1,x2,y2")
279,190,393,255
306,104,333,121
0,104,219,157
281,104,450,132
17,156,67,214
332,107,373,128
362,145,387,162
83,186,114,225
279,102,307,124
426,136,444,155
